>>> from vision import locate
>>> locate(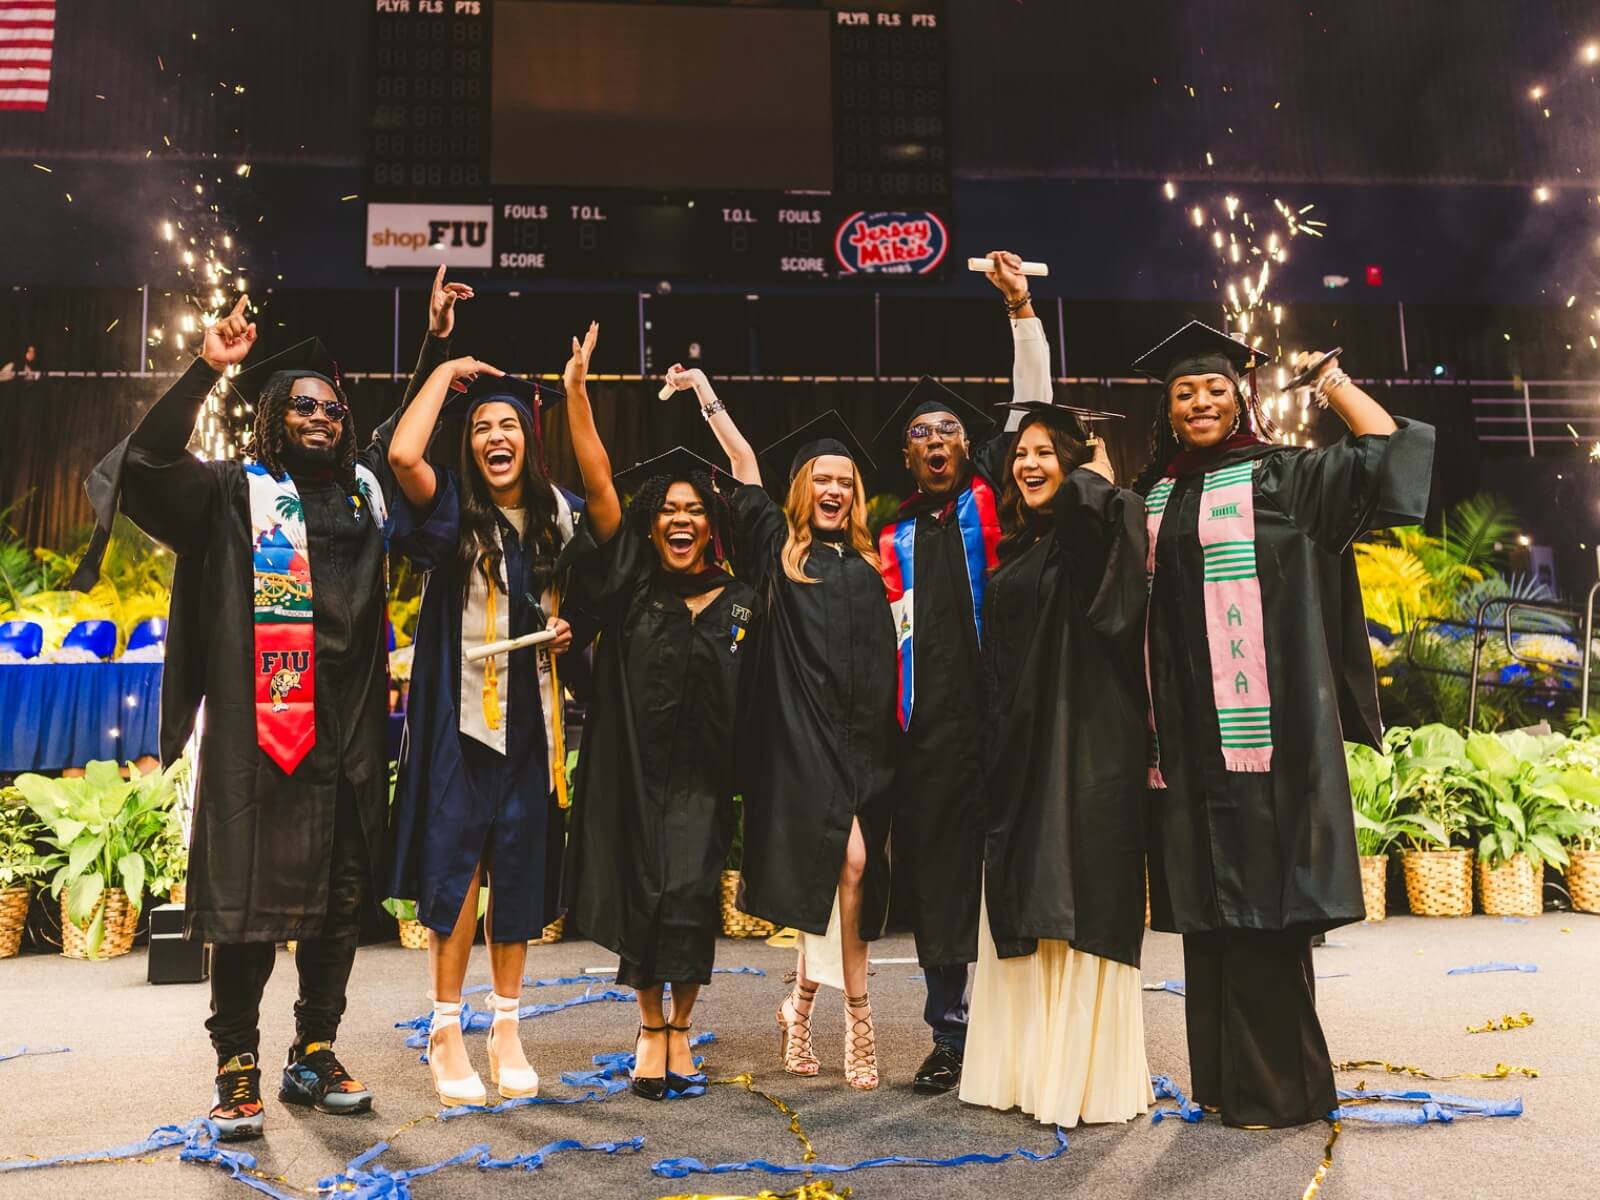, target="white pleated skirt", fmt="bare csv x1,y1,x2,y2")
959,886,1153,1128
